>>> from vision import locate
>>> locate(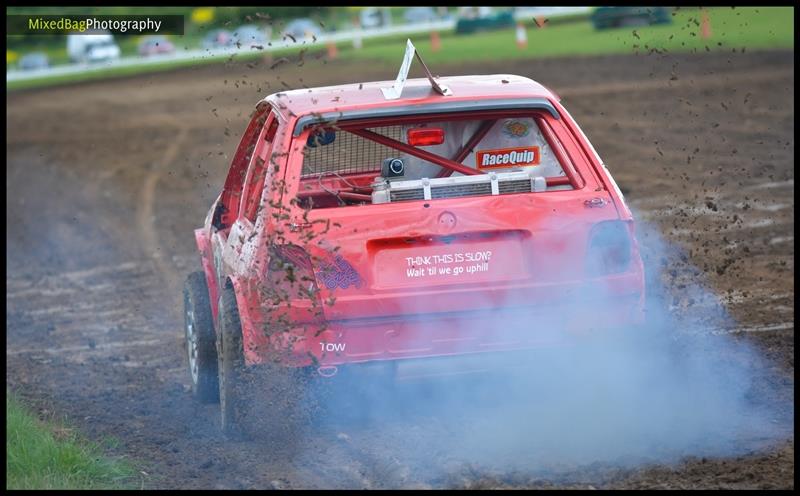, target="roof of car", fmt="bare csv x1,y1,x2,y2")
264,74,558,120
